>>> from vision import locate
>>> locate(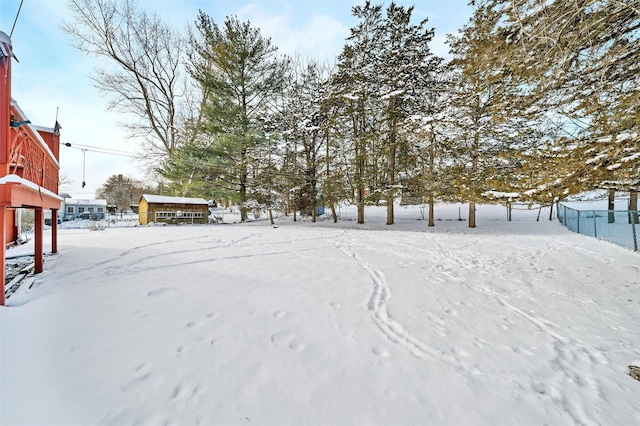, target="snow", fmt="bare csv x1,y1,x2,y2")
379,89,404,100
2,203,639,425
0,174,63,202
141,194,209,205
621,152,640,163
482,190,520,199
